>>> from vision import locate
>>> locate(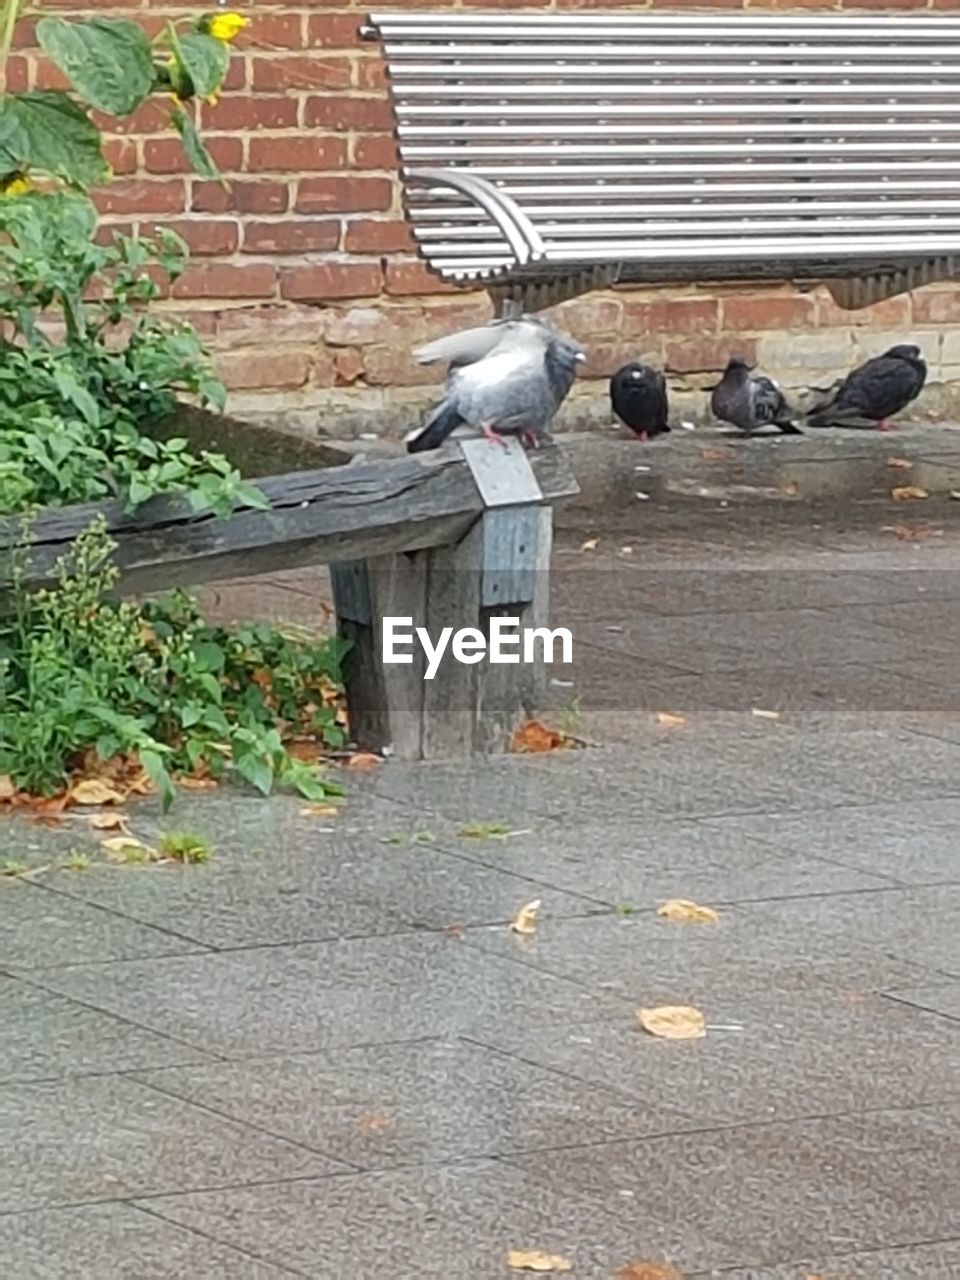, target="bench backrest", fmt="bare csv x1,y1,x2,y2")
366,12,960,304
